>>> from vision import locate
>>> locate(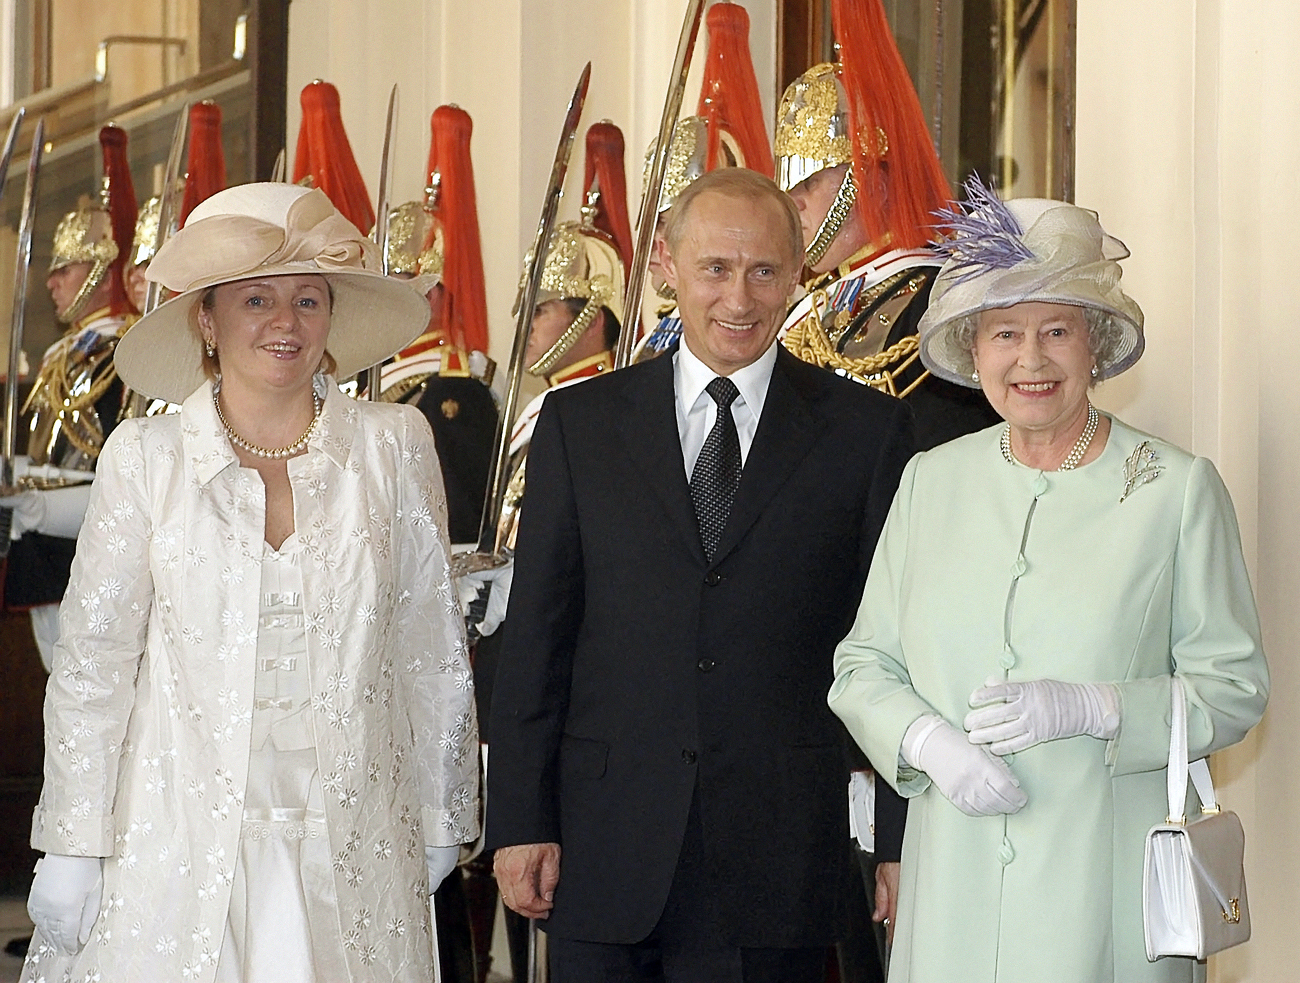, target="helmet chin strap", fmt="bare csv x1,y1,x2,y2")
804,168,858,269
56,260,110,325
527,298,599,377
